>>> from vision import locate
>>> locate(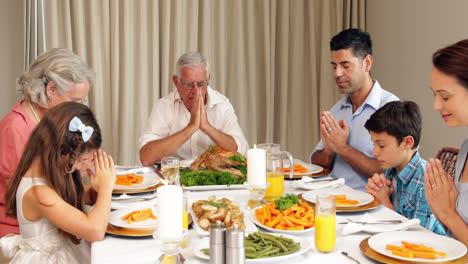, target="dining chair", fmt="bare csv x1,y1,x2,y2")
435,147,459,180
